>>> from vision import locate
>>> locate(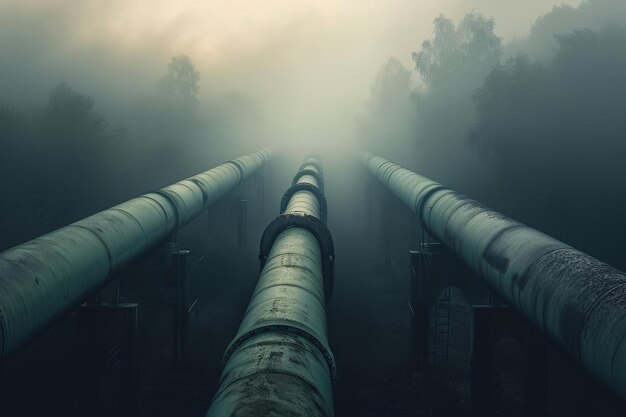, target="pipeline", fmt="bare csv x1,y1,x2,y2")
206,157,335,417
359,150,626,402
0,148,274,360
